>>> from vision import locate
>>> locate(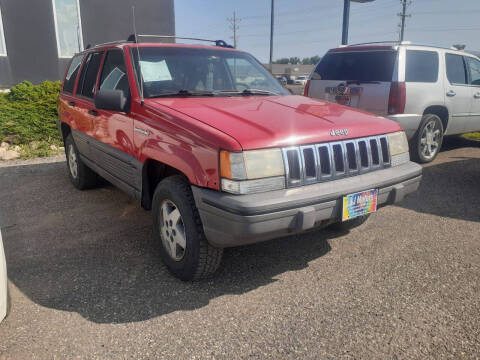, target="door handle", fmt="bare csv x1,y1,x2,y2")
88,109,99,117
68,101,76,107
474,92,480,99
446,90,456,97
